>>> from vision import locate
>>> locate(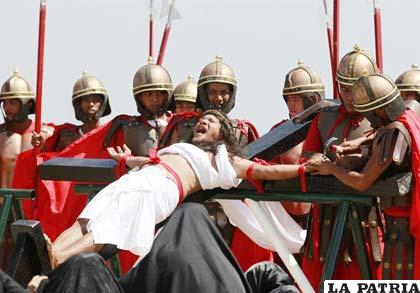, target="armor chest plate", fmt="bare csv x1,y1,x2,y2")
0,130,32,188
175,118,196,143
318,109,372,145
56,129,81,152
123,121,165,156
